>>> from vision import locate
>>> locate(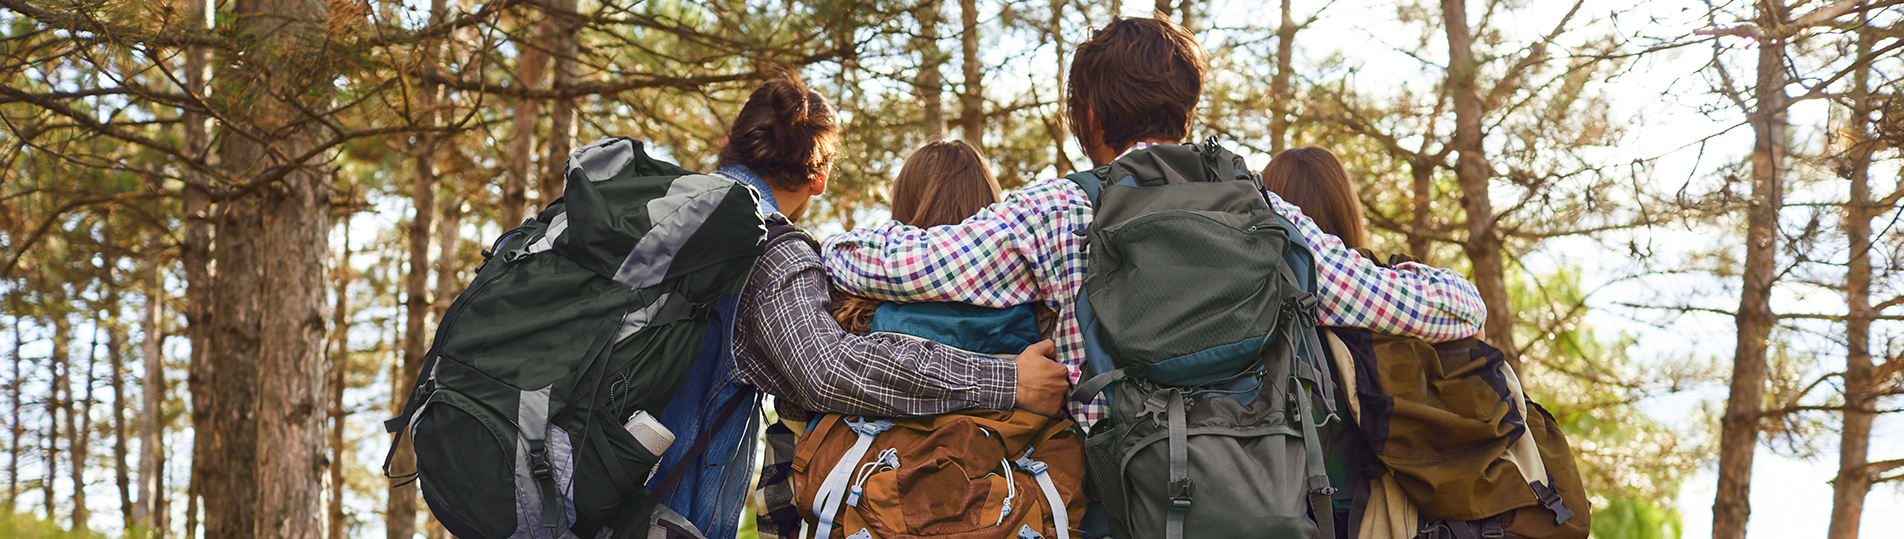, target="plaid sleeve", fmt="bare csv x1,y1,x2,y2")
823,178,1103,426
734,239,1017,417
820,179,1089,307
1265,191,1489,341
